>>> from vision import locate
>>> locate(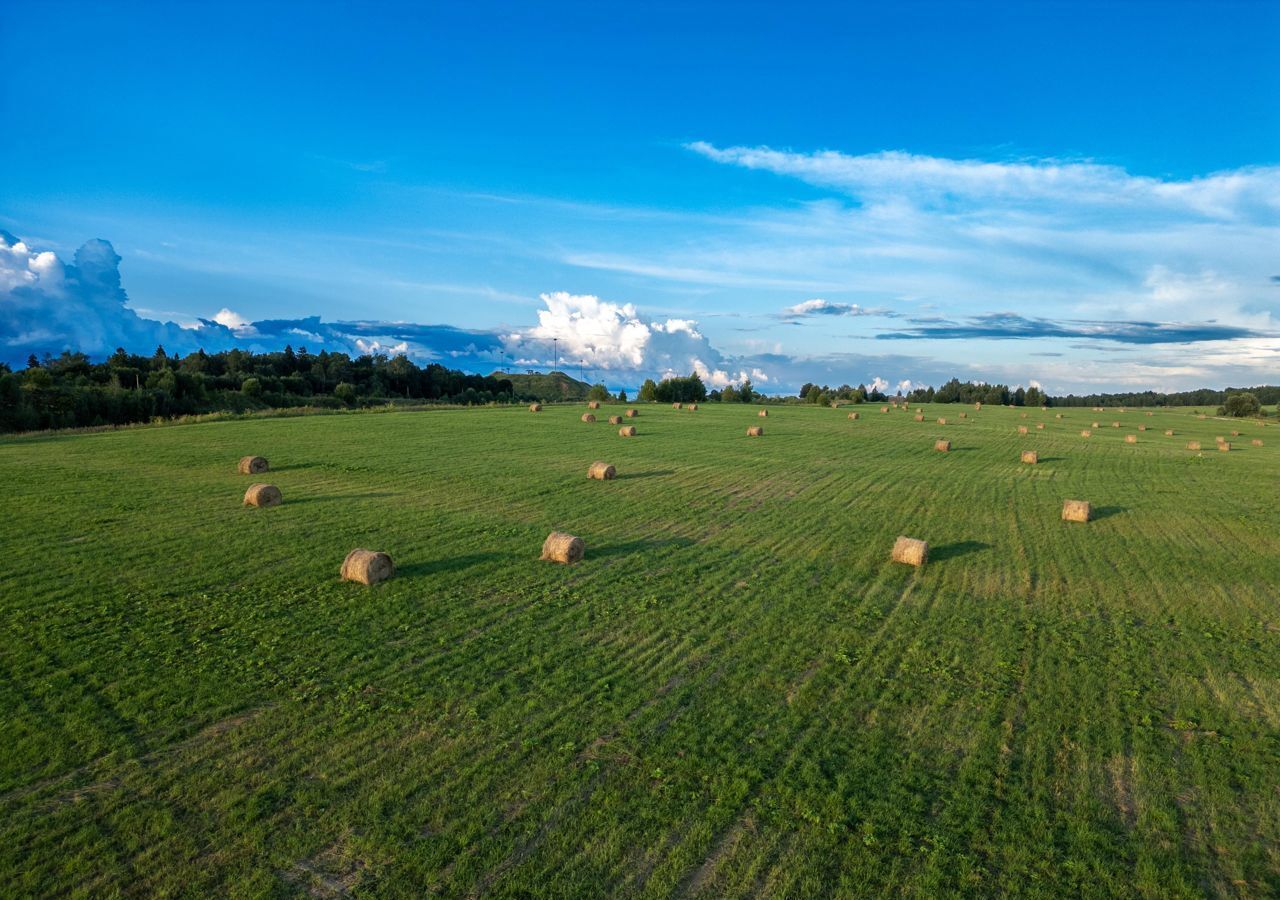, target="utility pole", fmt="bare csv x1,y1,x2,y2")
552,337,559,374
